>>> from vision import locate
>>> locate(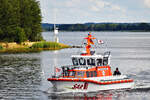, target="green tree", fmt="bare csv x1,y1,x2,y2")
0,0,42,43
15,27,27,44
0,0,20,42
138,23,150,31
19,0,42,41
